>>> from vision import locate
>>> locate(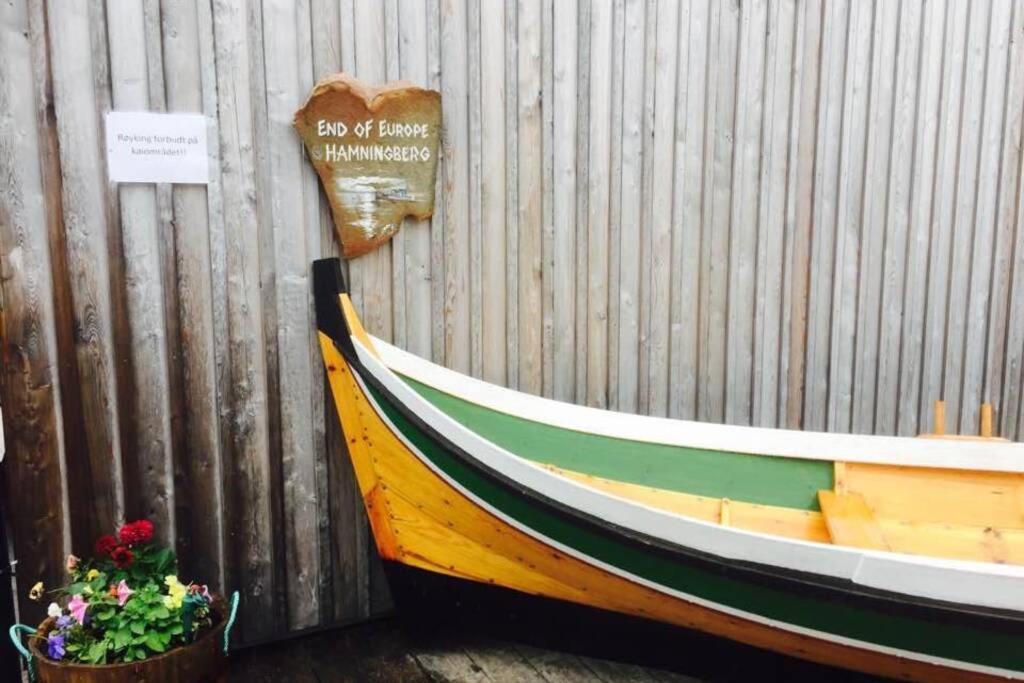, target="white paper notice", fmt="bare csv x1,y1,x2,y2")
105,111,209,184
